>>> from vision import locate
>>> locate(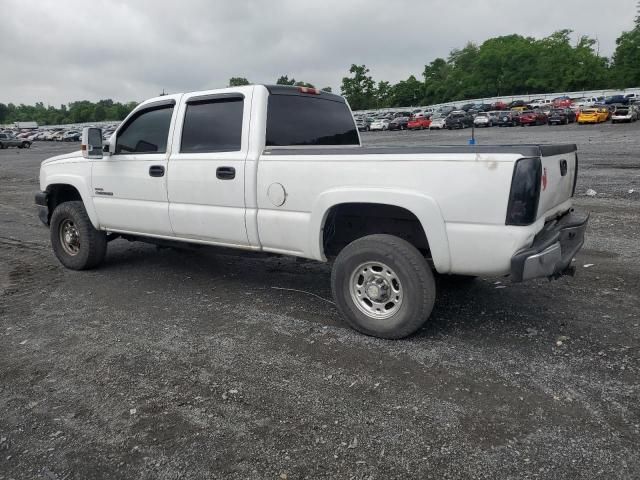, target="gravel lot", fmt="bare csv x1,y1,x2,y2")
1,123,639,479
